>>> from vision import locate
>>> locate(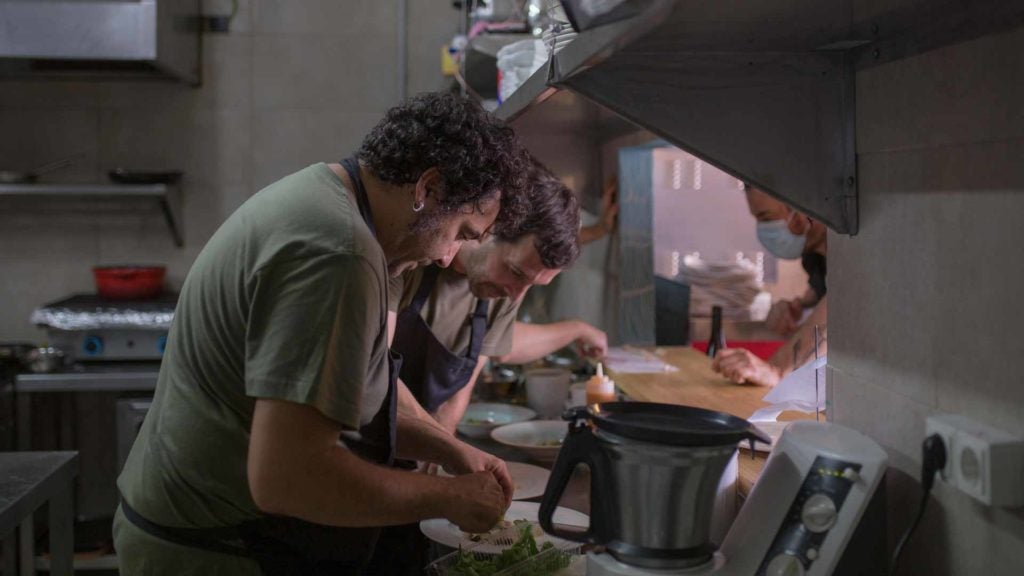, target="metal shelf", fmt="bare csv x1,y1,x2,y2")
497,0,1024,235
0,183,184,247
